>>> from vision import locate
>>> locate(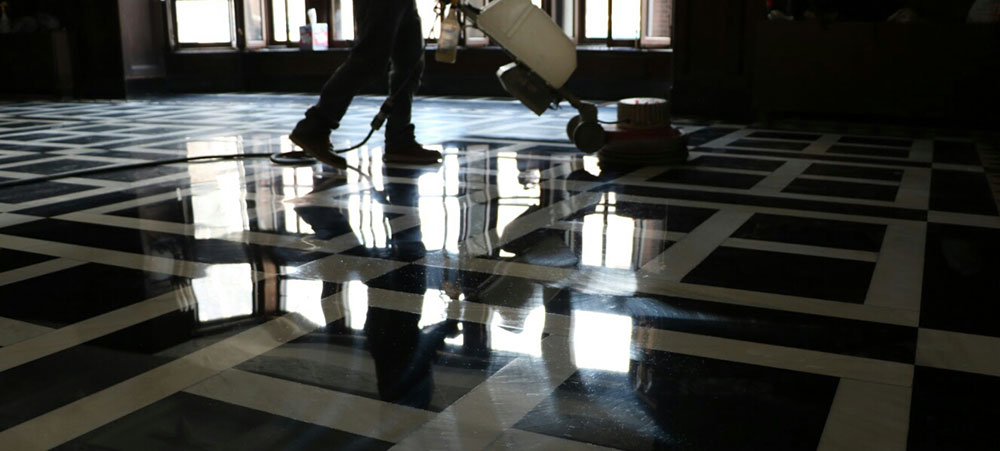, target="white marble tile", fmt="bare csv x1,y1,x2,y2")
0,289,188,372
917,328,1000,378
391,336,578,451
0,316,53,347
634,326,914,386
0,295,346,450
817,379,911,451
640,210,754,280
186,369,435,443
484,429,620,451
865,223,926,311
